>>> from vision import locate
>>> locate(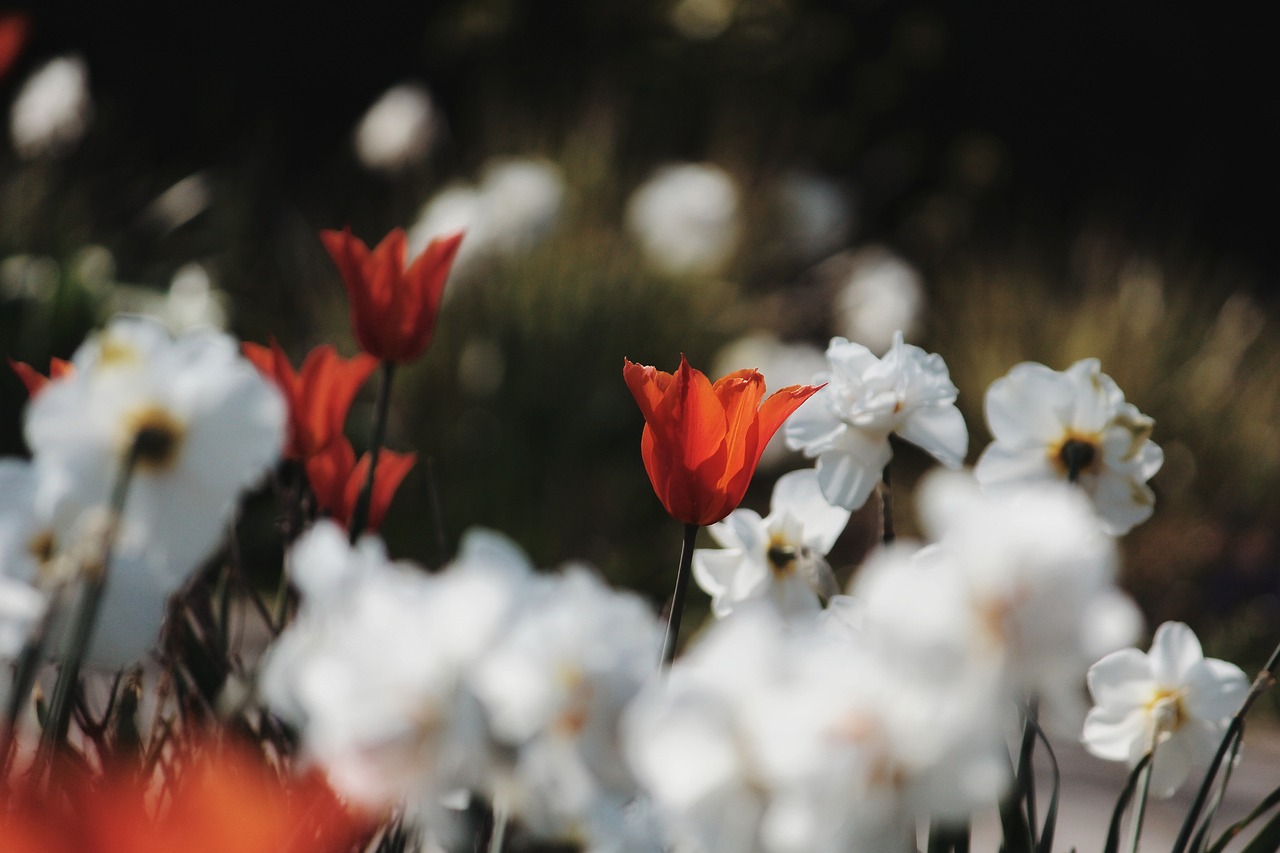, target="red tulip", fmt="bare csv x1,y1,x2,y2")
320,227,464,364
623,355,821,526
9,356,73,398
242,339,377,461
0,13,29,81
305,437,415,532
